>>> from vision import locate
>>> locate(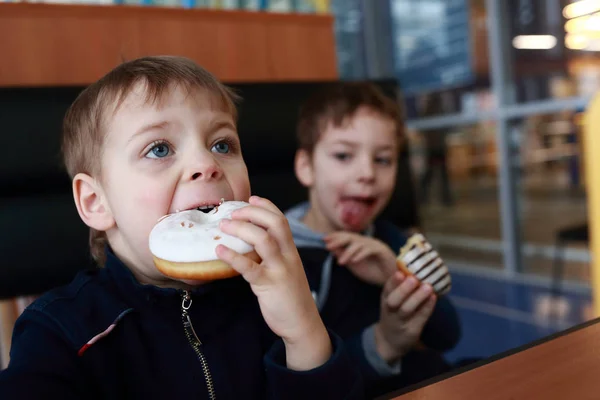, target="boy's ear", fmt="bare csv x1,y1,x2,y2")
294,149,314,188
72,173,115,232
